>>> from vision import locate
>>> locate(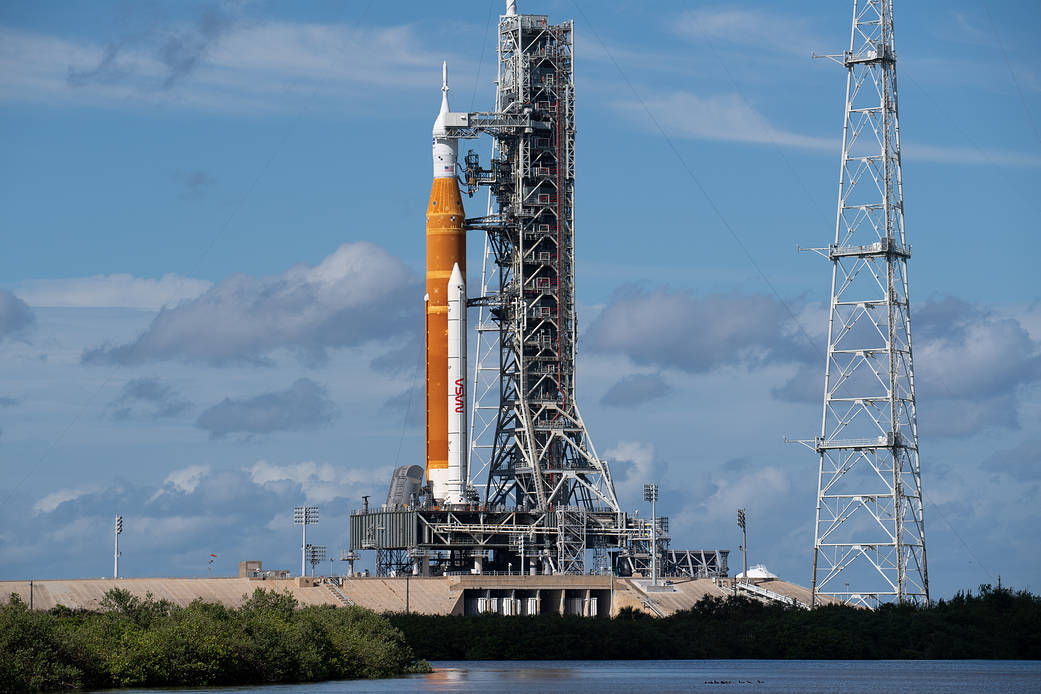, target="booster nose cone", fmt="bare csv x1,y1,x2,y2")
448,262,464,291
